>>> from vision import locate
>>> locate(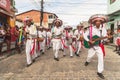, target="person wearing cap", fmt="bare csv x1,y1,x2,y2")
84,14,109,79
24,17,38,67
51,19,64,61
74,24,84,57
